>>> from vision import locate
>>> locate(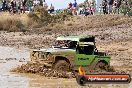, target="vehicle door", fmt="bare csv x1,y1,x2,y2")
75,44,96,66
